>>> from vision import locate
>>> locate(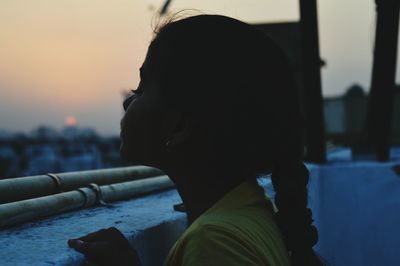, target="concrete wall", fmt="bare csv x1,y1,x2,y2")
313,162,400,266
1,162,400,266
